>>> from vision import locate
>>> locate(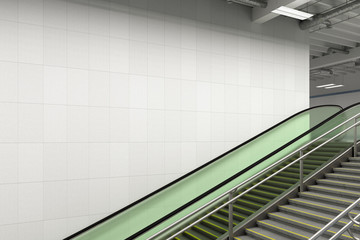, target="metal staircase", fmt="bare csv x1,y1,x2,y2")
238,156,360,240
